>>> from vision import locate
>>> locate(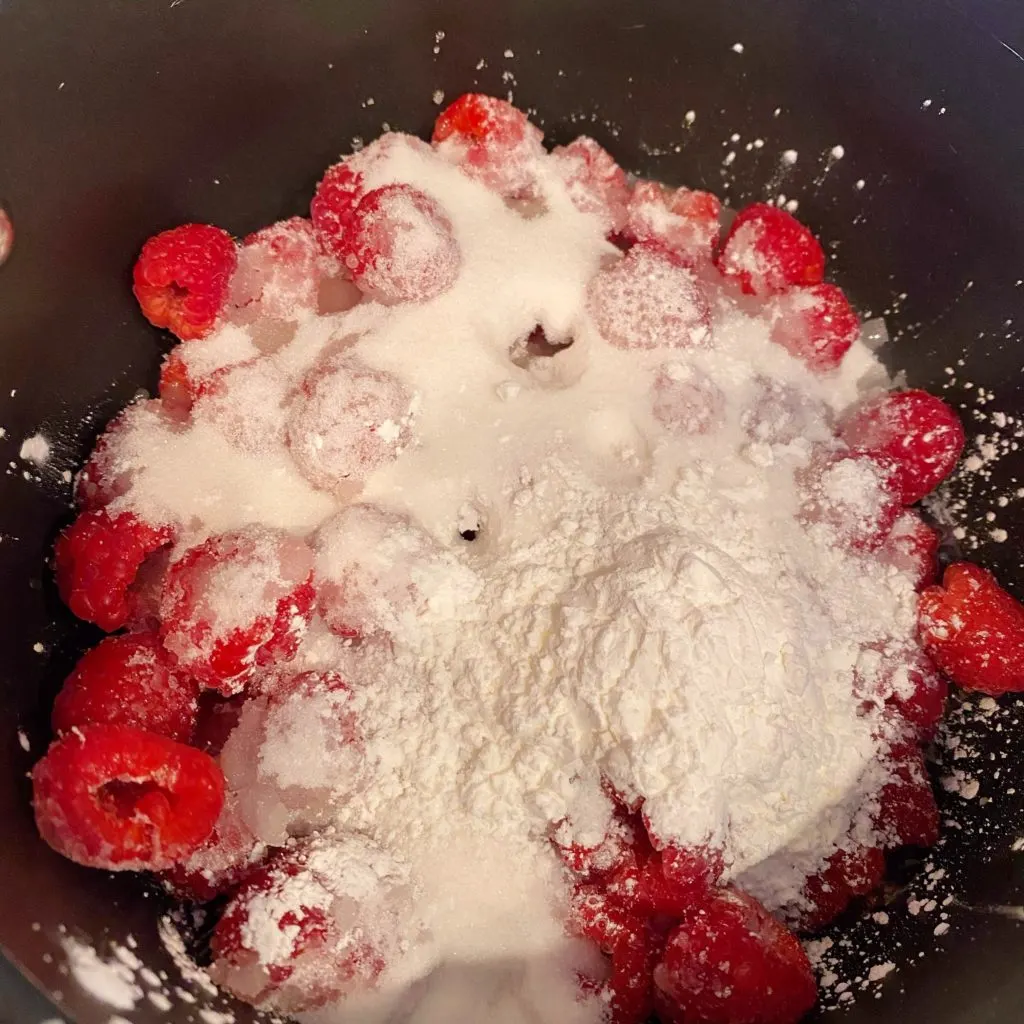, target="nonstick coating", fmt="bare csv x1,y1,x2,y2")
1,1,1023,1022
